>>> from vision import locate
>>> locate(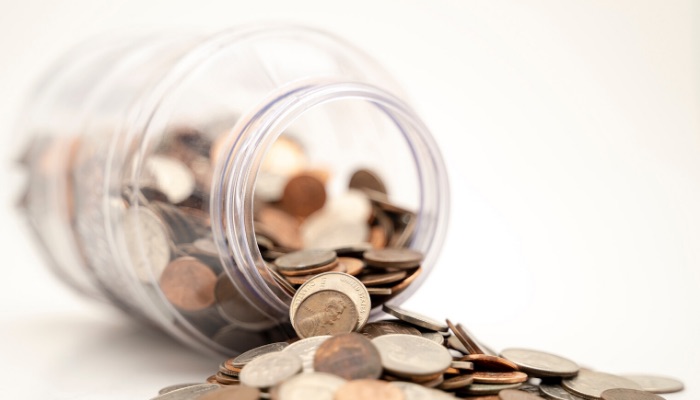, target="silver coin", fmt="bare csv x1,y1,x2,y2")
145,155,196,204
600,388,665,400
421,330,445,345
239,351,302,388
540,383,587,400
561,370,642,399
275,249,337,271
382,304,448,332
283,335,331,372
301,213,370,249
232,342,290,368
157,383,200,395
372,334,452,377
123,207,171,282
621,374,684,394
500,348,579,378
149,383,221,400
390,381,457,400
274,372,346,400
290,272,370,330
461,382,523,395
